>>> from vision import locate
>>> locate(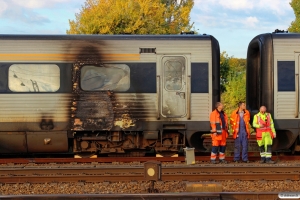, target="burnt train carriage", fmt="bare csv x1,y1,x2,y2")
247,32,300,152
0,35,220,155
